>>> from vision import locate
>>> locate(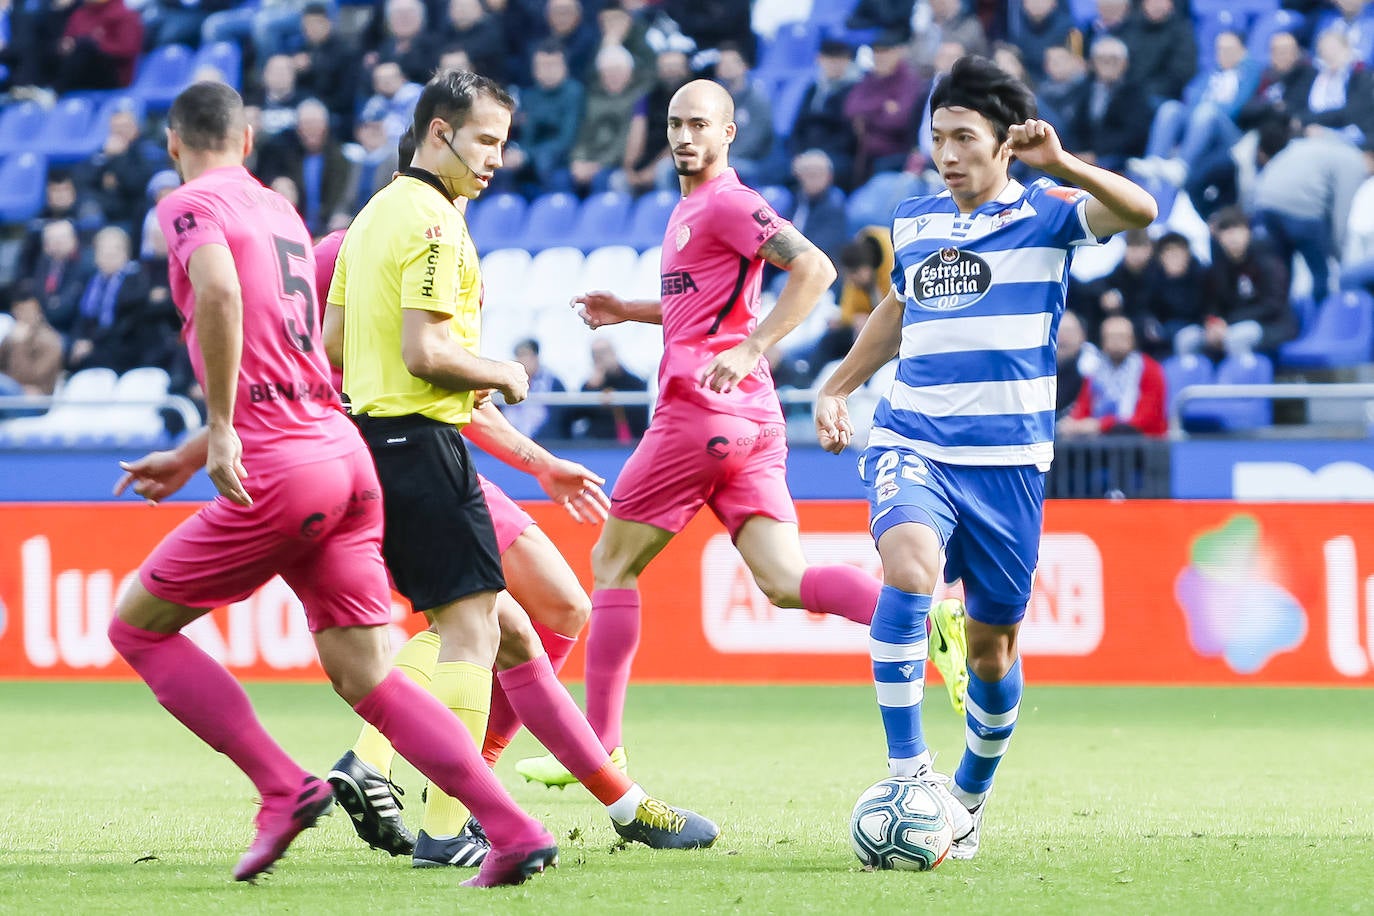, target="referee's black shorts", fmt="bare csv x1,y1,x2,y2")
353,413,505,612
